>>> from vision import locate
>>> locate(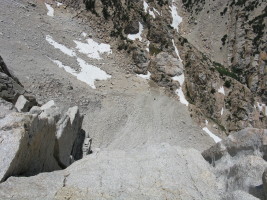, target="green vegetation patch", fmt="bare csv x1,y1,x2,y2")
213,62,239,81
149,45,161,56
